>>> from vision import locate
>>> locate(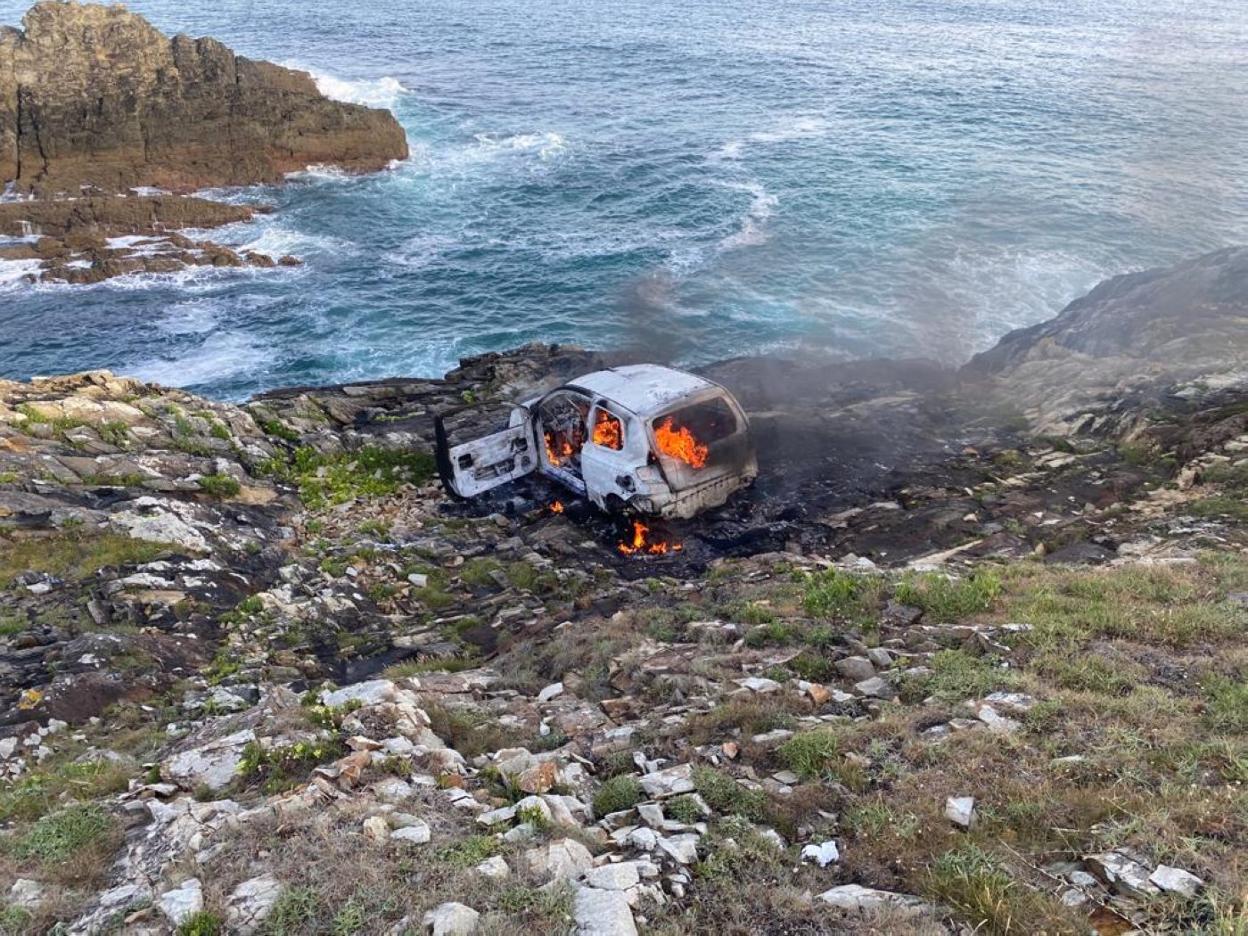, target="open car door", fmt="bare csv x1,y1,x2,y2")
435,402,538,499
